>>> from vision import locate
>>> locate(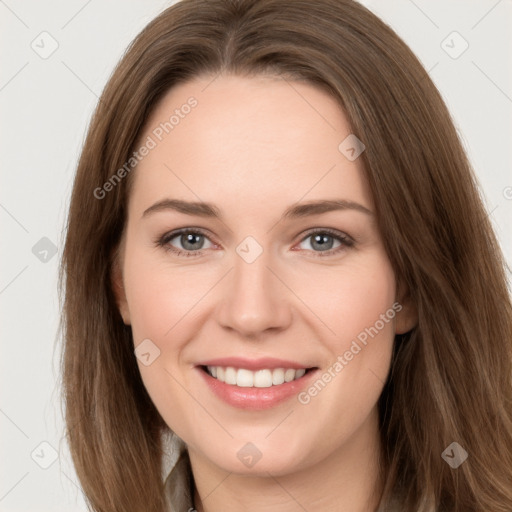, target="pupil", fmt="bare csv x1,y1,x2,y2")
313,234,333,251
183,233,202,250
